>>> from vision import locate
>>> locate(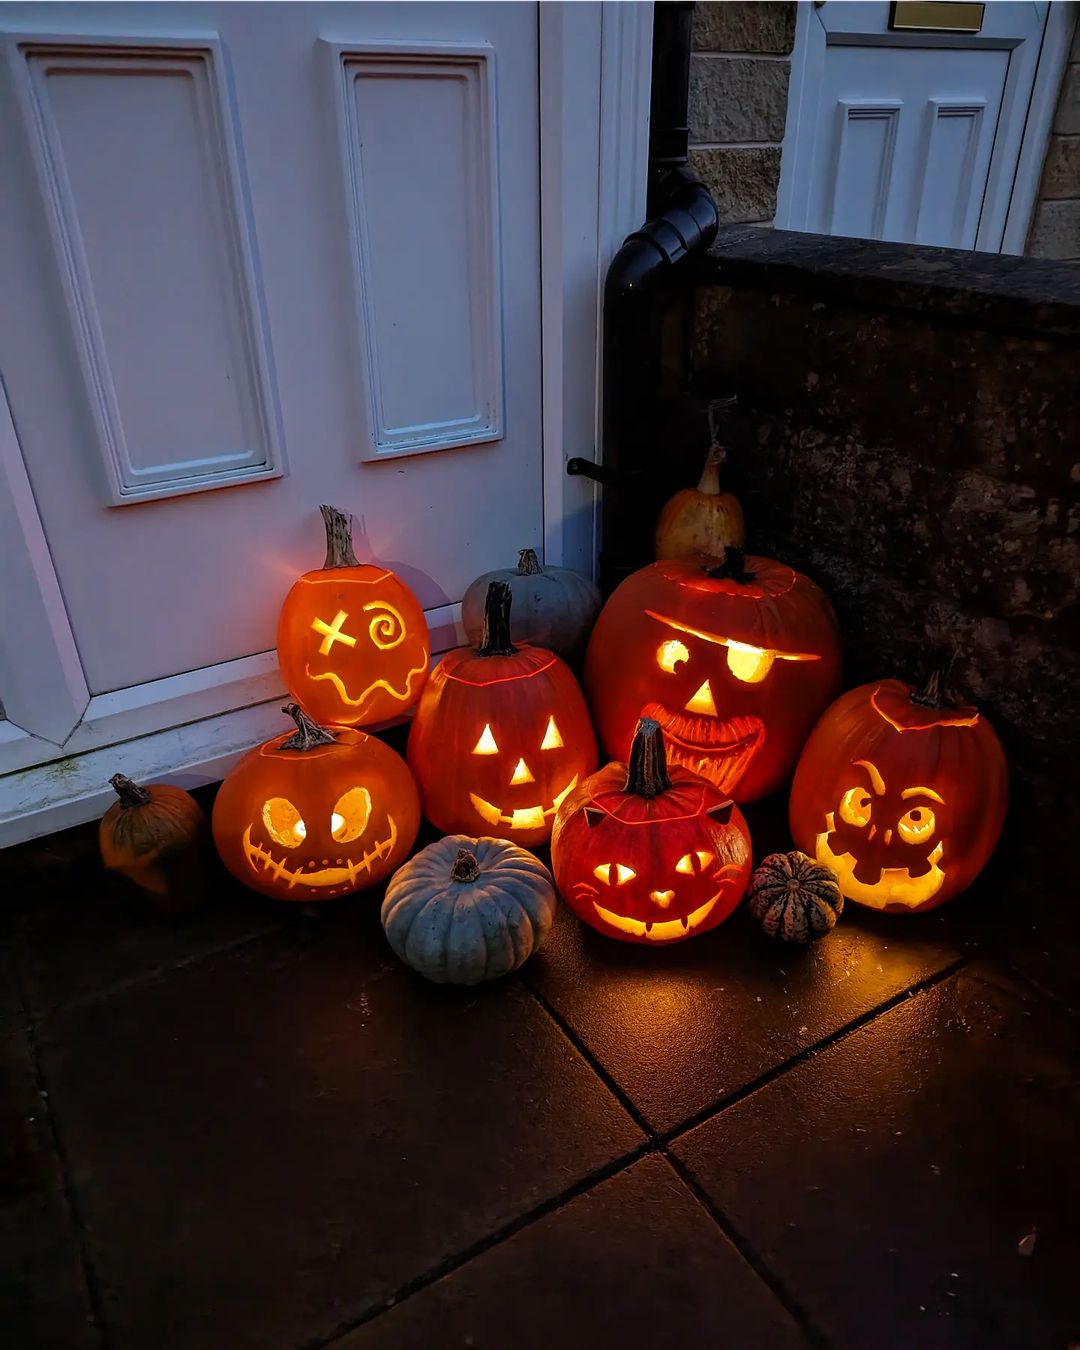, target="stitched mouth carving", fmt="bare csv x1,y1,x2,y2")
241,819,398,895
641,703,764,794
468,777,578,832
